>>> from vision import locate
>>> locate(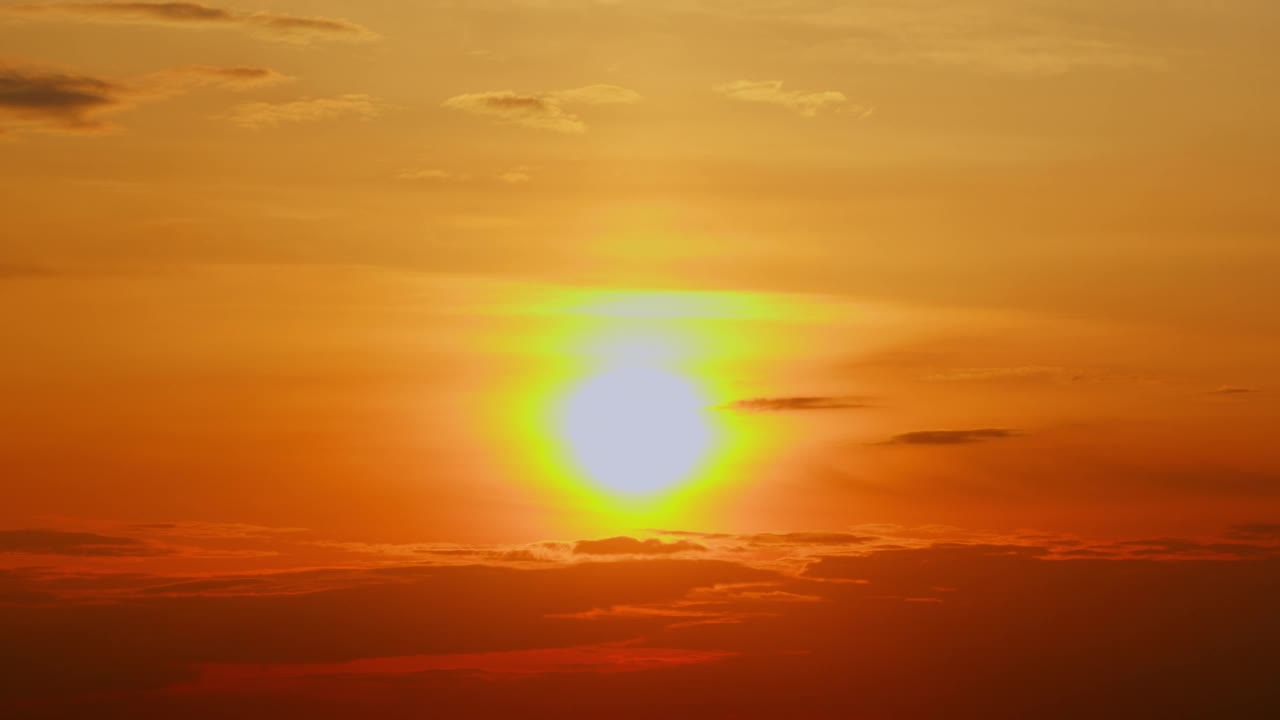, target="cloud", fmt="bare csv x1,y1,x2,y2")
0,529,160,556
550,84,642,106
0,61,288,136
1226,524,1280,541
724,396,869,412
224,94,384,129
151,65,291,92
0,263,57,277
737,532,875,547
681,1,1166,76
881,428,1020,445
443,84,640,134
714,80,868,117
1208,385,1256,395
7,2,378,44
397,168,460,182
397,166,534,184
182,643,734,691
925,366,1091,383
499,165,533,184
126,520,308,539
5,536,1278,718
0,64,129,134
573,536,707,556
